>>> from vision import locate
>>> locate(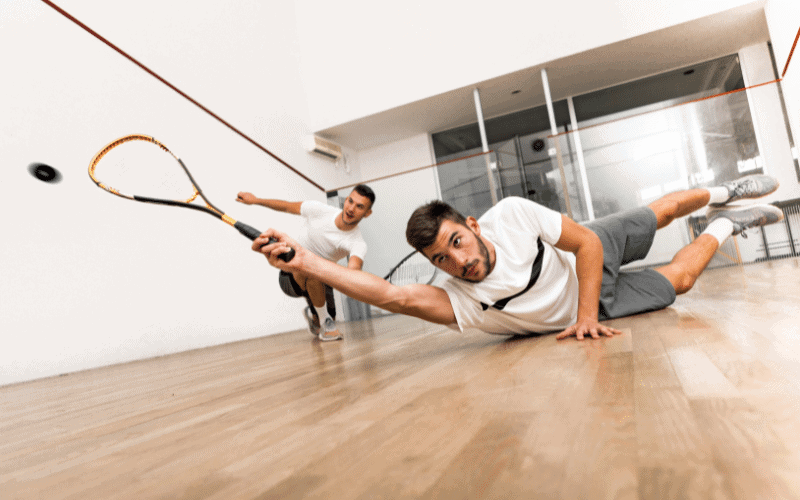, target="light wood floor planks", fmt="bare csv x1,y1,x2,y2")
3,257,800,499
